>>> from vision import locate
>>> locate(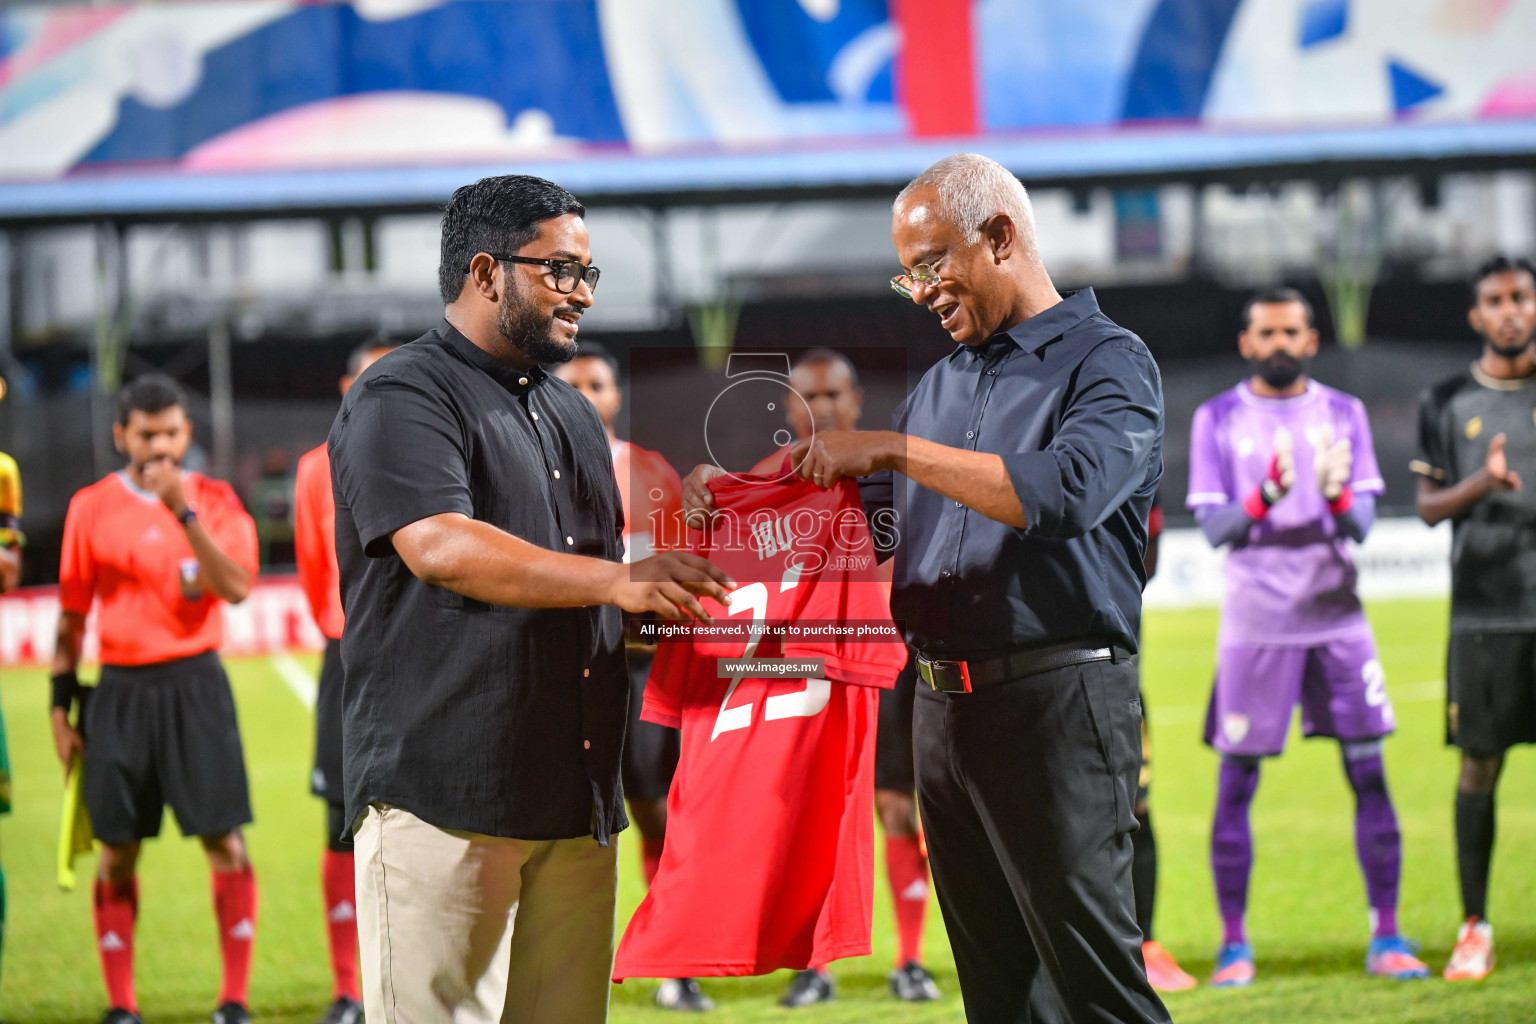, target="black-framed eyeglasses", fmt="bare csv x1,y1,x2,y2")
481,254,601,294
